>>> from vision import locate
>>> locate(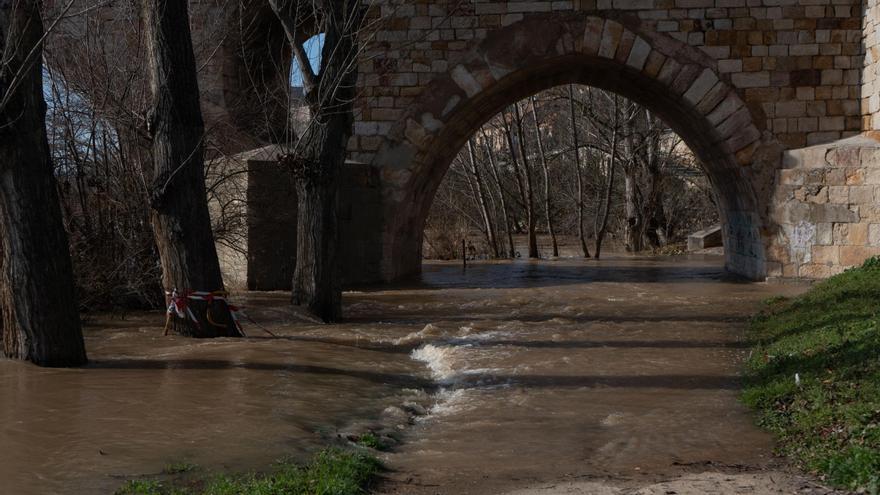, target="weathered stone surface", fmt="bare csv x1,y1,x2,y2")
775,136,880,276
687,225,723,251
